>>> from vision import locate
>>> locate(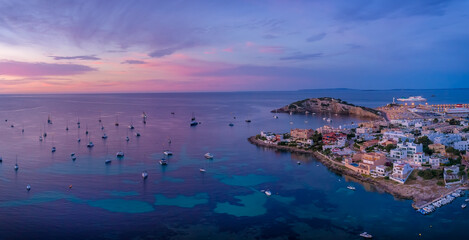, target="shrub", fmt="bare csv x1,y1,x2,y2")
437,181,444,186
